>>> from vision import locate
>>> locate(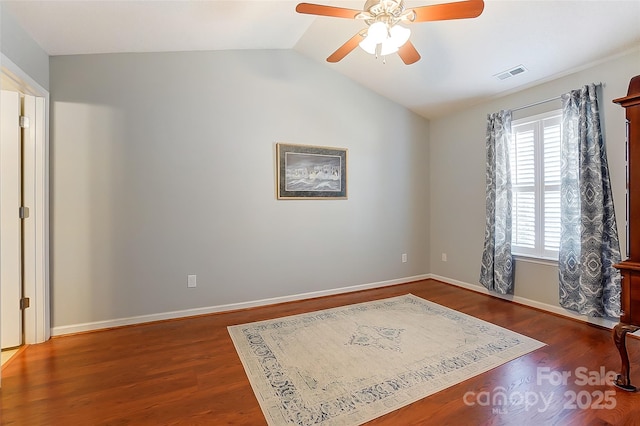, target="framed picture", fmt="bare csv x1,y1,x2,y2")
276,143,347,199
